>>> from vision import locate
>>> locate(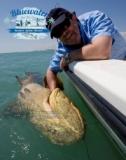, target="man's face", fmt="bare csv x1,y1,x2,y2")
59,16,81,45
